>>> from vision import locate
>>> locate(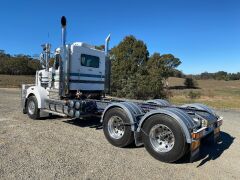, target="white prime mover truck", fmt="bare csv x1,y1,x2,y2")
21,16,223,163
